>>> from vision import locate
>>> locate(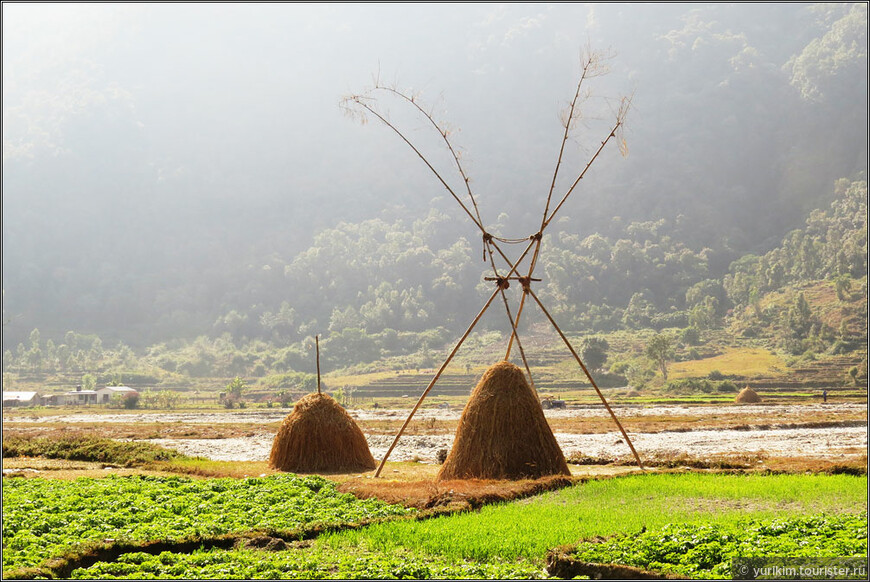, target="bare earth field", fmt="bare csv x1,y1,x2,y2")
5,403,866,467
